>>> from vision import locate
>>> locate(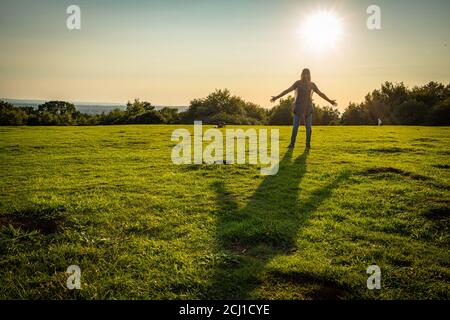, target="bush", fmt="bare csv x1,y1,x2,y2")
393,99,428,125
268,97,295,125
427,97,450,126
341,82,450,125
180,89,267,125
313,105,340,125
0,101,29,125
